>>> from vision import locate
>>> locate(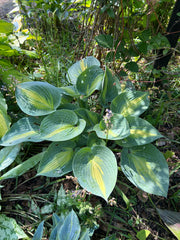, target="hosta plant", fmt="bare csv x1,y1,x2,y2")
0,56,169,201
